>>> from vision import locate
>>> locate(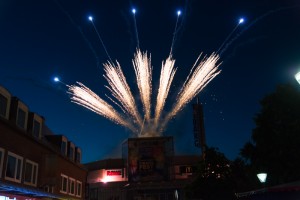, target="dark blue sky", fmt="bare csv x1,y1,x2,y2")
1,0,300,163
